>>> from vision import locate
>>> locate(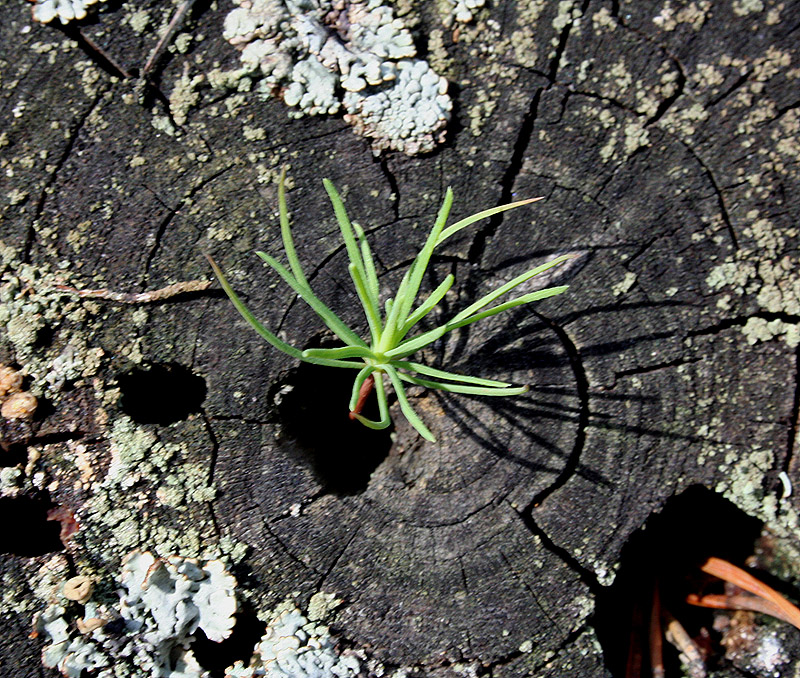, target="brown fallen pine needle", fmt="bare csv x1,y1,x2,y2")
649,583,664,678
694,556,800,630
686,591,798,627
